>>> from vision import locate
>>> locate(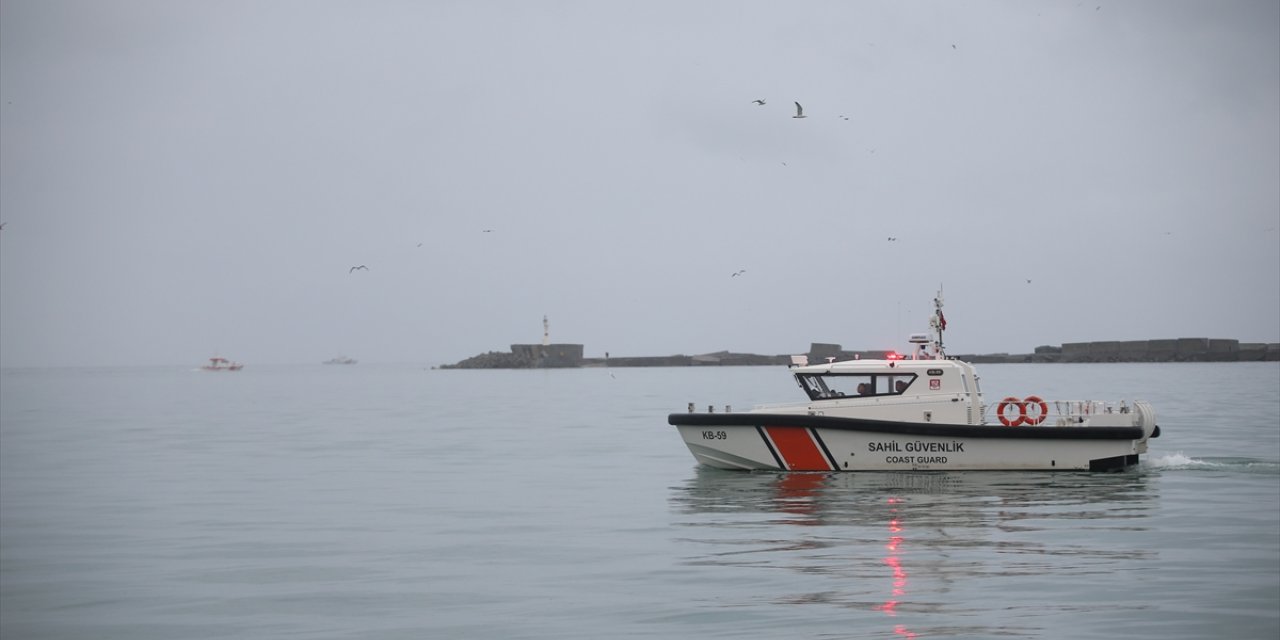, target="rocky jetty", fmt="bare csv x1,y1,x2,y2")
439,343,585,369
